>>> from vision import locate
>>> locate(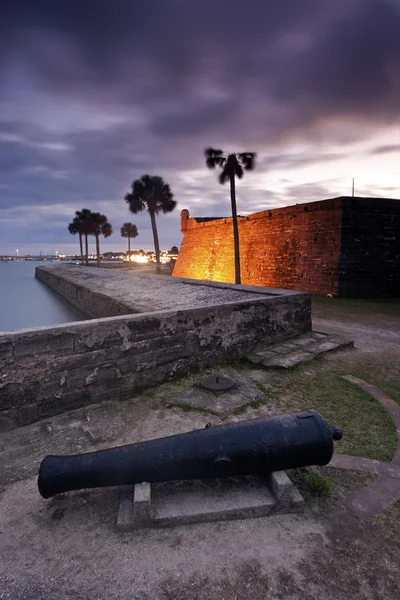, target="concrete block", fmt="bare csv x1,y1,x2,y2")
133,482,152,523
117,486,134,532
269,345,292,354
256,350,316,369
267,471,293,501
311,332,328,339
265,470,304,513
168,368,264,416
117,473,304,530
305,337,354,356
290,335,319,347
